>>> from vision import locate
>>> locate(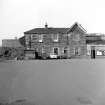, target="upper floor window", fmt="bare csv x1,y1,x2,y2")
52,34,59,42
38,34,43,42
31,34,43,42
25,35,30,41
67,33,72,37
31,34,38,41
